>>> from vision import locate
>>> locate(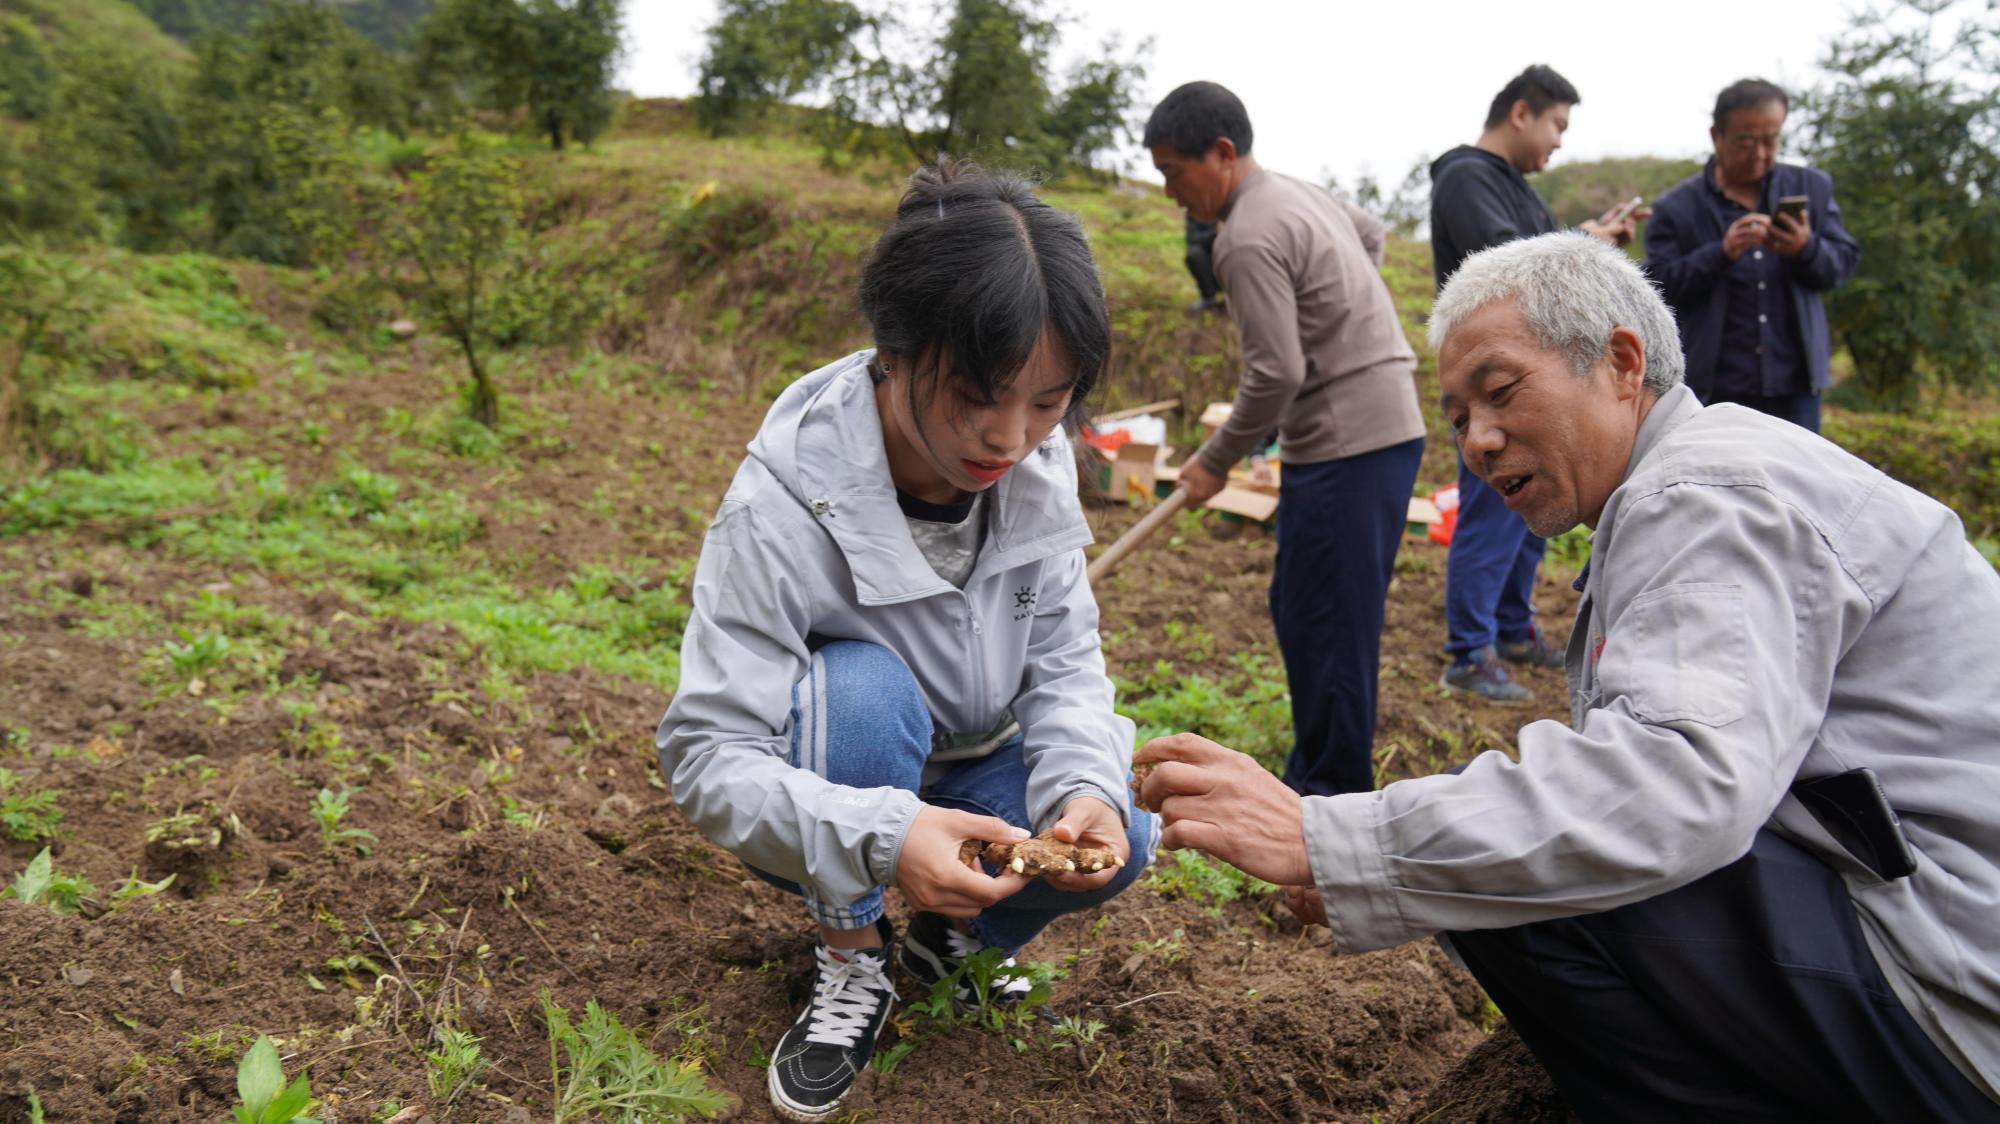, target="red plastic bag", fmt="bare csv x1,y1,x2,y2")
1427,486,1459,547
